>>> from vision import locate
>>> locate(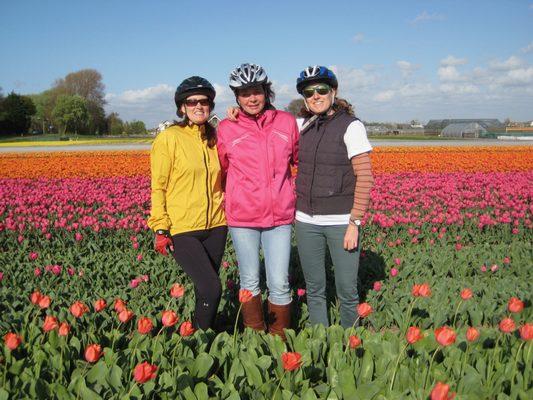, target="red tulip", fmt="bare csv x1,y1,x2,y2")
373,281,382,291
349,335,362,349
170,283,185,298
281,352,302,371
58,322,70,337
38,295,51,309
84,344,102,363
519,323,533,341
499,317,516,333
406,327,423,344
357,302,373,318
133,361,158,383
70,301,89,318
430,381,456,400
161,310,179,327
4,332,22,350
412,283,431,297
43,315,59,332
94,299,107,312
238,289,253,303
460,288,473,300
114,298,127,313
179,321,195,337
466,327,480,342
508,297,524,314
30,290,42,305
118,309,134,323
137,317,153,334
434,326,456,347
